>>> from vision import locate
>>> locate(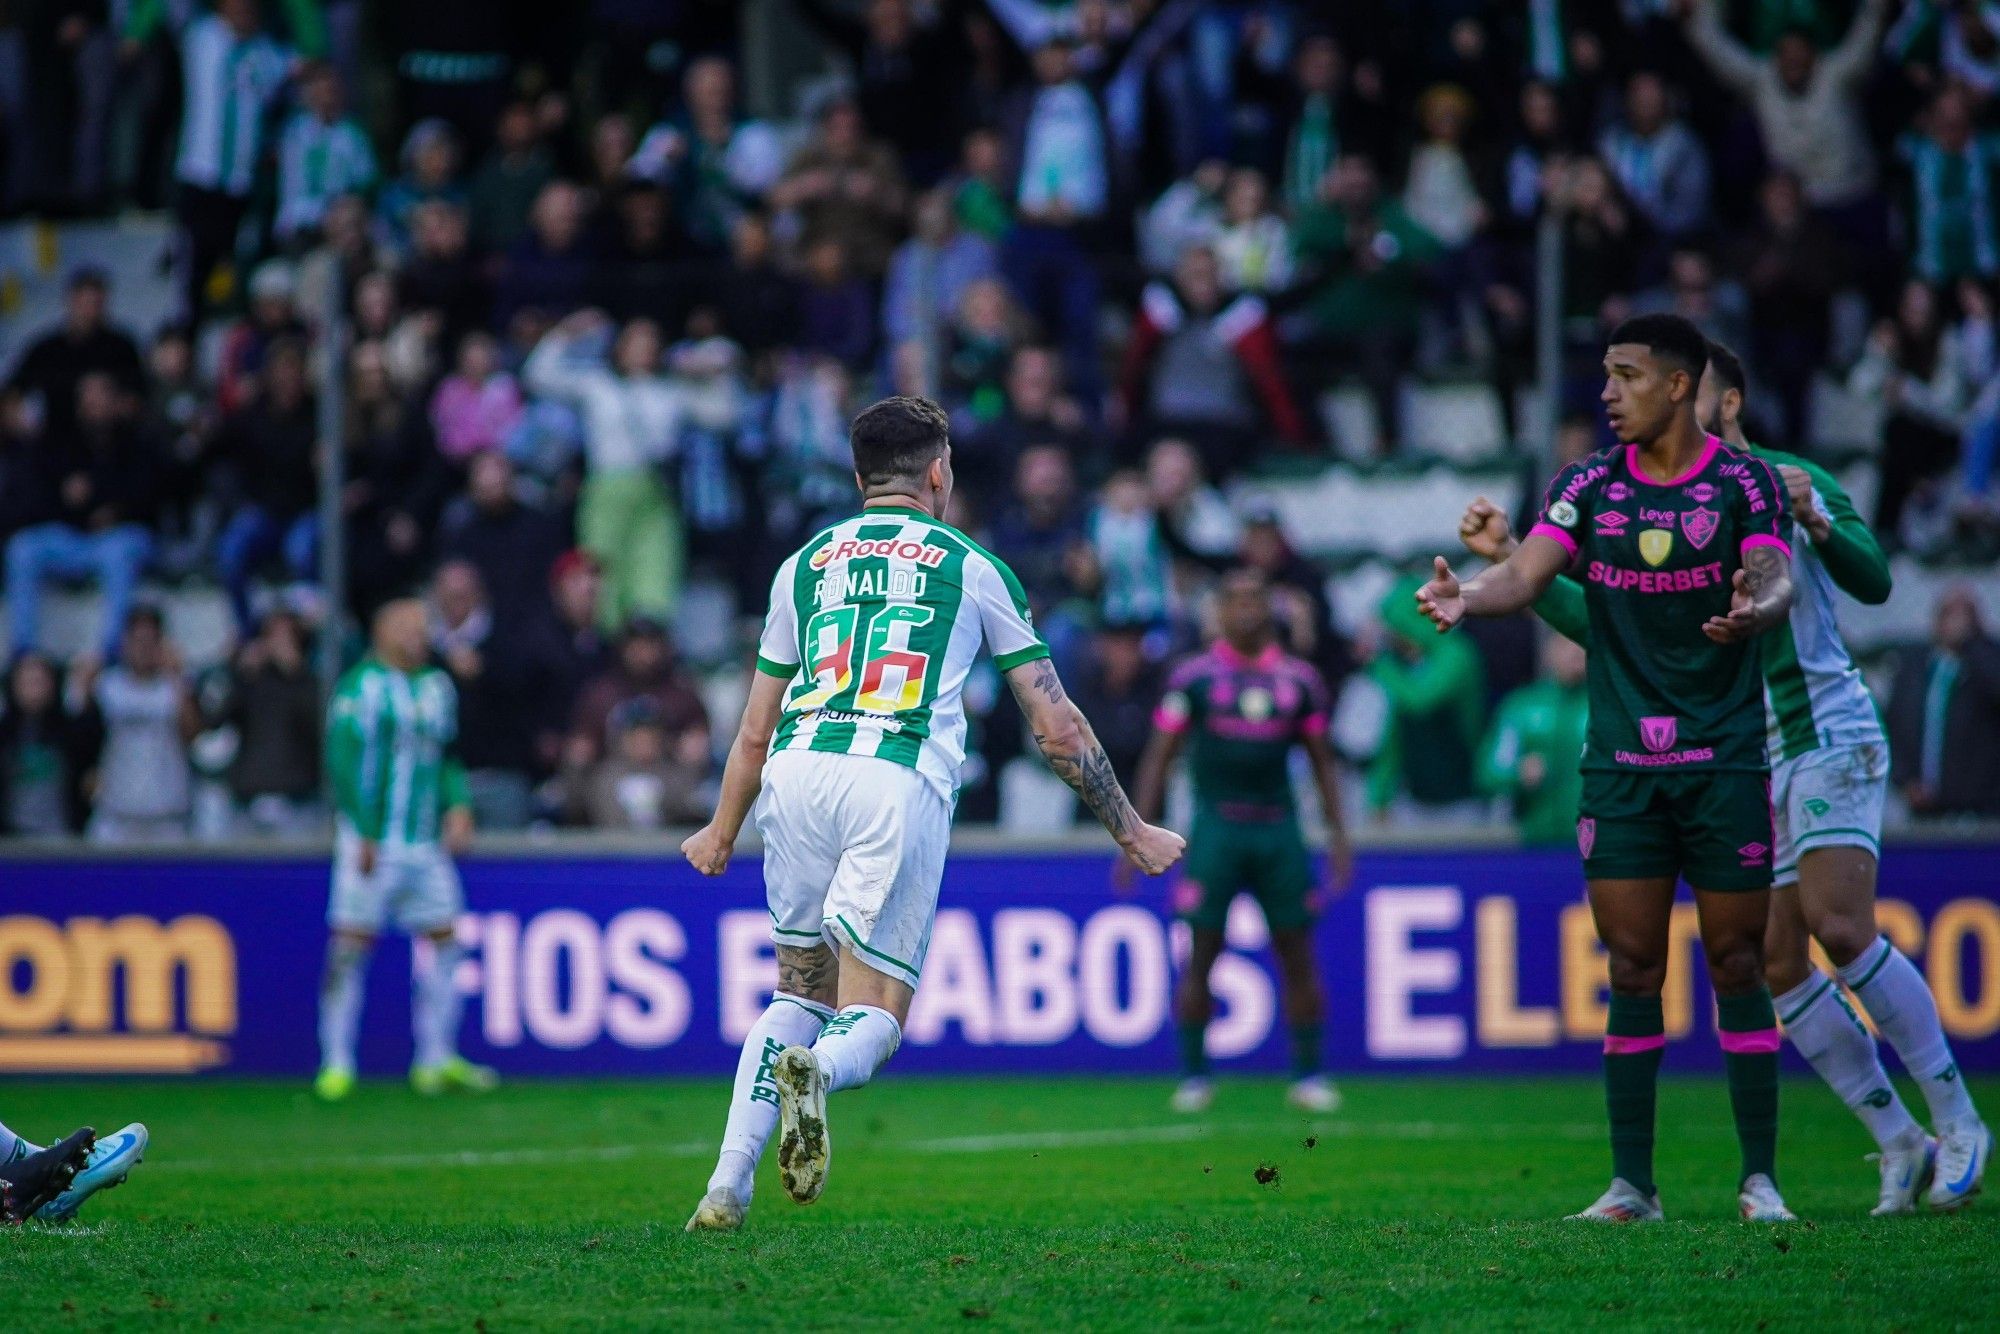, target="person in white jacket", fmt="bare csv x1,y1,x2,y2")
524,310,685,630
